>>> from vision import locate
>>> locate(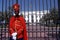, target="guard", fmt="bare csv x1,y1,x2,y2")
9,3,28,40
